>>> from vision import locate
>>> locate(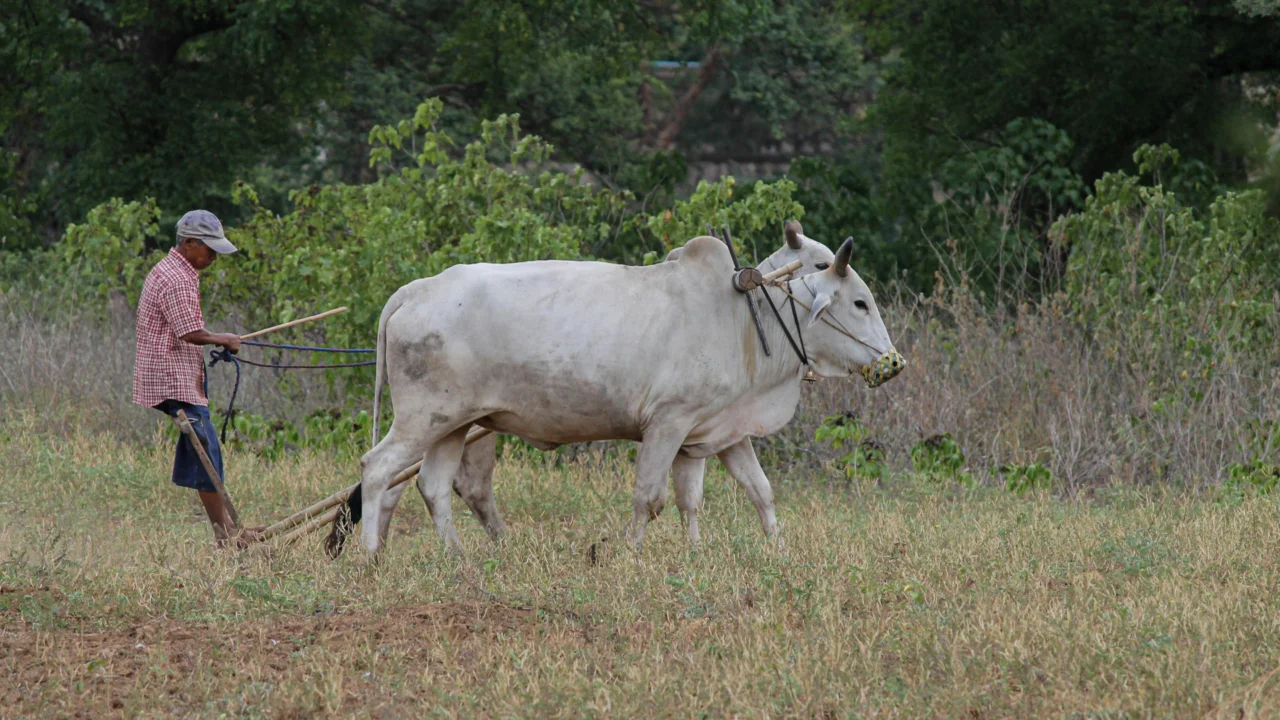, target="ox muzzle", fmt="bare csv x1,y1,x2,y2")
859,349,906,388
